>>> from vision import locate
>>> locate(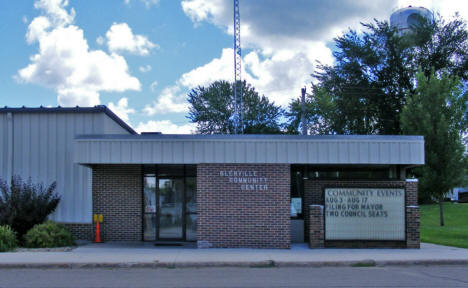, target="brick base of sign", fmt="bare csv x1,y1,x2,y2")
305,179,420,248
92,165,143,242
197,164,290,249
309,205,324,248
406,206,420,248
63,223,93,241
